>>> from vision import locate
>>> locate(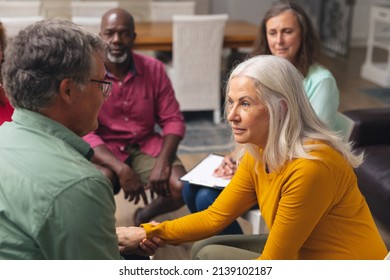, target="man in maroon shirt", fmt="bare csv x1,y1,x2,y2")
0,22,14,126
84,8,186,225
